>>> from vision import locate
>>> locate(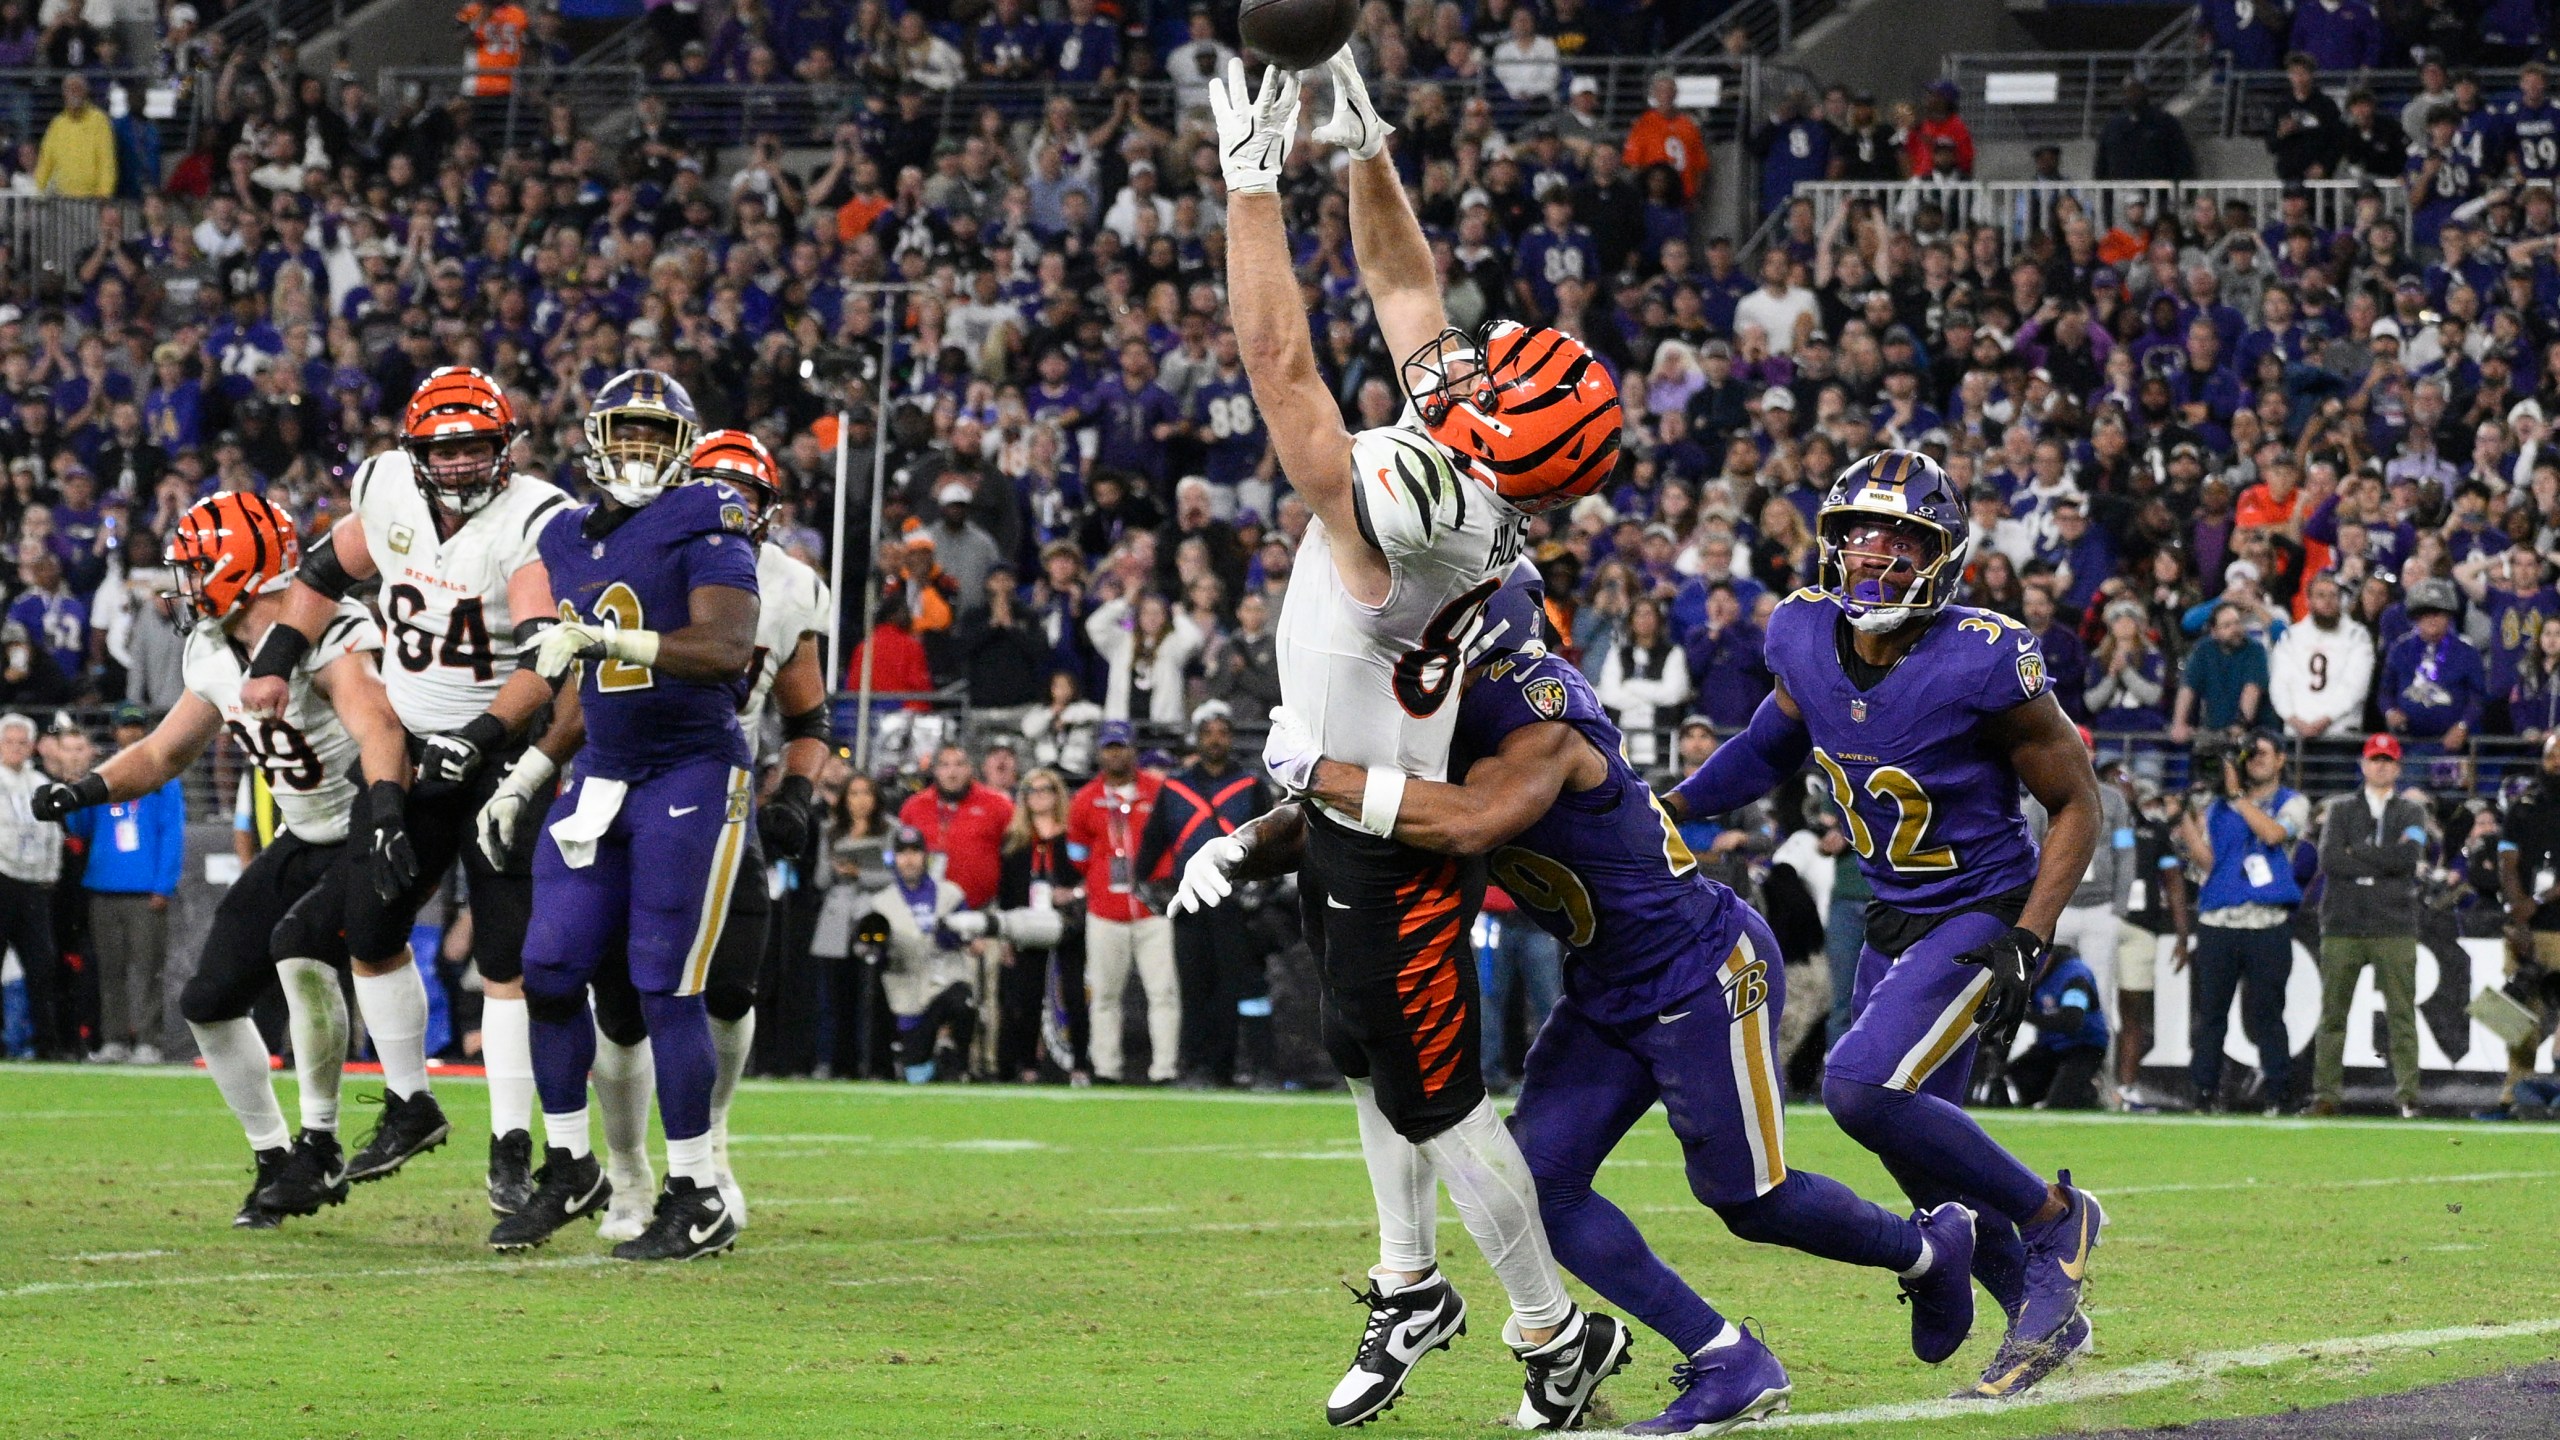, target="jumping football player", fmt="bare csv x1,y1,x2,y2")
486,369,761,1261
1183,565,1980,1432
34,495,414,1228
1216,49,1629,1429
1667,449,2111,1399
476,429,829,1236
237,367,572,1213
